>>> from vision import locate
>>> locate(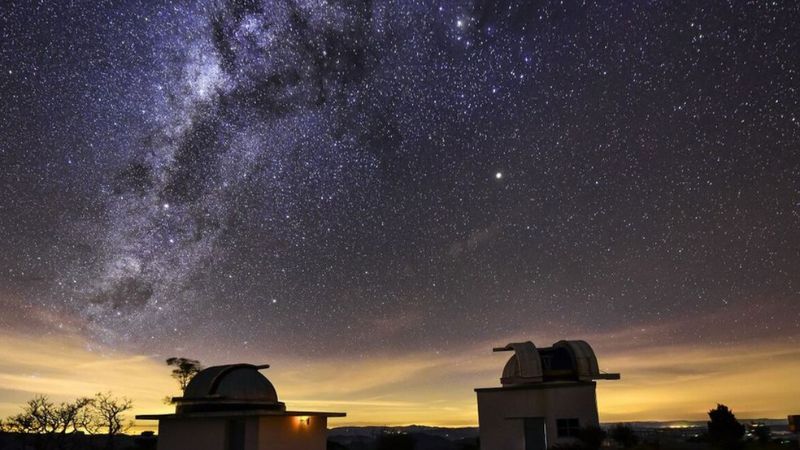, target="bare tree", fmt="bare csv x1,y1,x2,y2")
26,396,54,433
1,395,93,450
3,407,40,449
70,398,96,435
610,424,639,449
8,397,41,431
2,392,136,450
166,357,202,391
55,397,93,450
13,396,55,450
90,392,133,450
3,410,36,433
